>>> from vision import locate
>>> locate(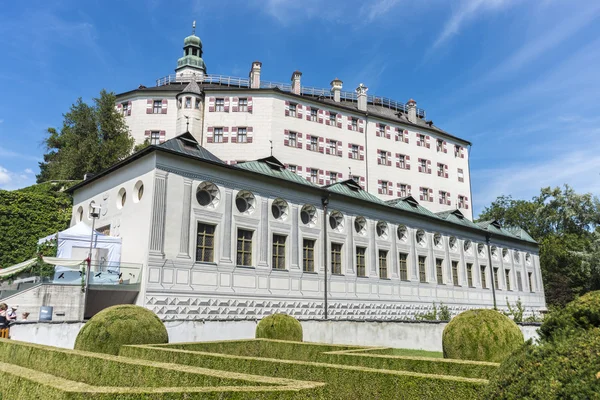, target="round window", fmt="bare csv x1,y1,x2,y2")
77,206,84,222
449,236,457,250
117,188,126,209
502,248,509,260
133,181,144,203
433,233,442,247
491,246,498,258
196,182,220,208
376,221,388,239
478,243,485,256
514,251,520,263
271,198,288,220
464,240,472,253
416,229,426,246
235,190,256,214
329,210,344,231
397,225,408,241
354,217,367,235
300,205,317,226
525,253,531,264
